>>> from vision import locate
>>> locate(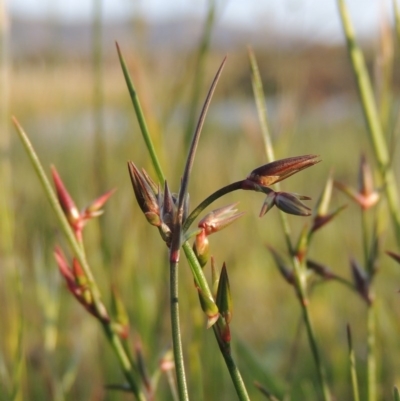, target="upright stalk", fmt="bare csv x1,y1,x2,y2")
347,325,361,401
249,47,329,399
0,0,14,265
367,304,376,401
338,0,400,245
13,119,146,401
361,206,376,401
169,256,189,401
212,327,250,401
102,323,146,401
292,259,331,401
248,47,294,254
